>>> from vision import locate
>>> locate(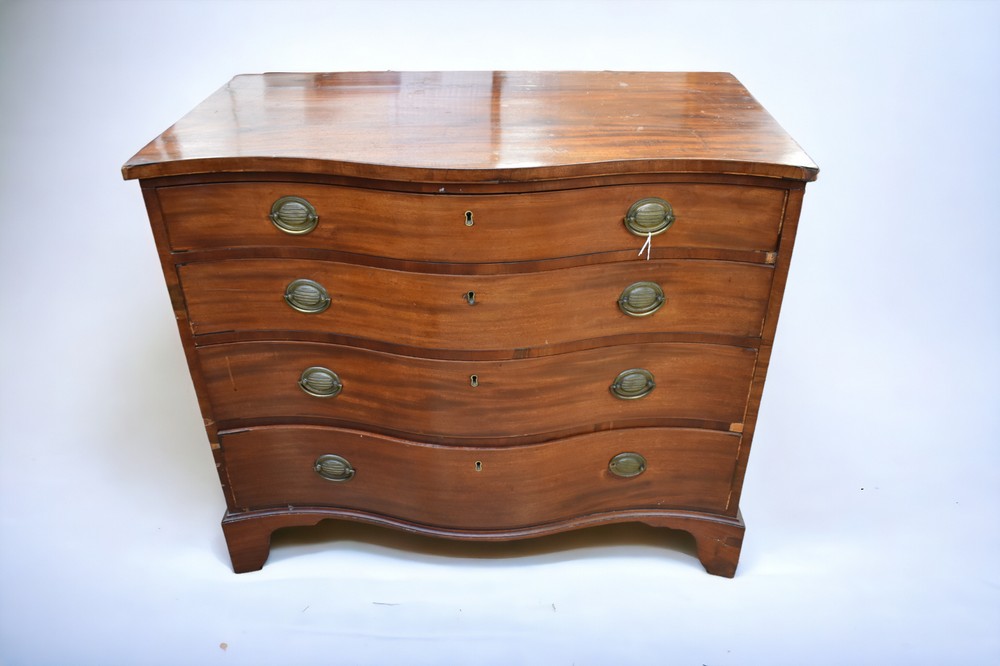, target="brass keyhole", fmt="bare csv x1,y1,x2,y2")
465,210,474,227
474,461,483,472
464,290,476,305
470,374,479,387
